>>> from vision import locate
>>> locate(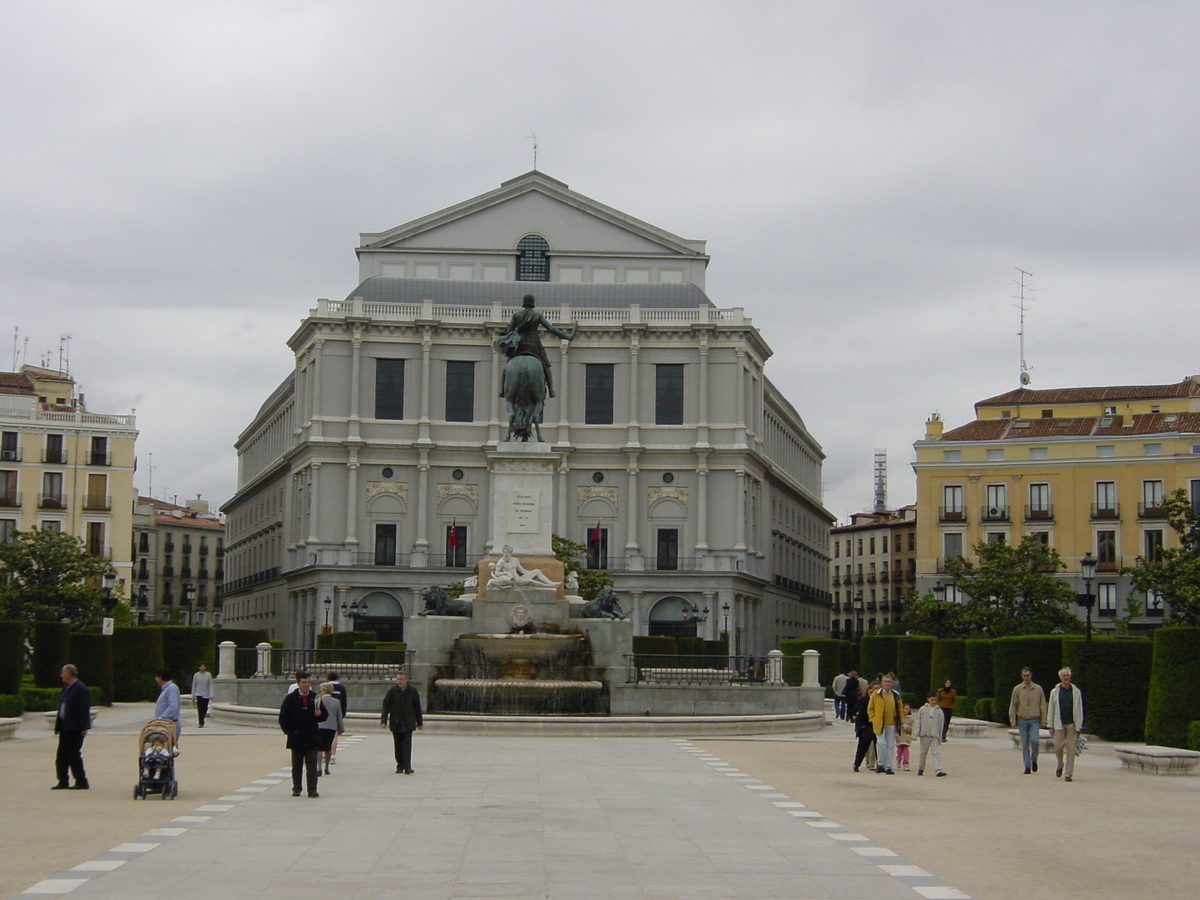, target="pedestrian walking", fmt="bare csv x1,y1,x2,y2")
192,663,213,728
279,670,327,797
1047,667,1084,782
896,704,914,771
318,681,345,775
52,664,90,790
935,679,957,742
851,682,877,772
154,668,182,737
915,692,947,776
380,671,422,774
867,673,903,774
1009,667,1047,774
832,670,848,720
841,670,860,722
326,671,348,764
